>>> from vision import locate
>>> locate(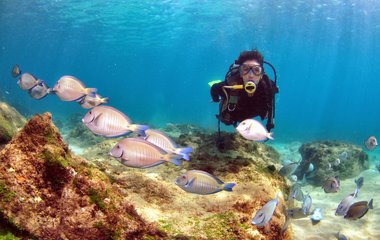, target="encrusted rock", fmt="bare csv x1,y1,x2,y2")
0,101,26,144
295,141,369,186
